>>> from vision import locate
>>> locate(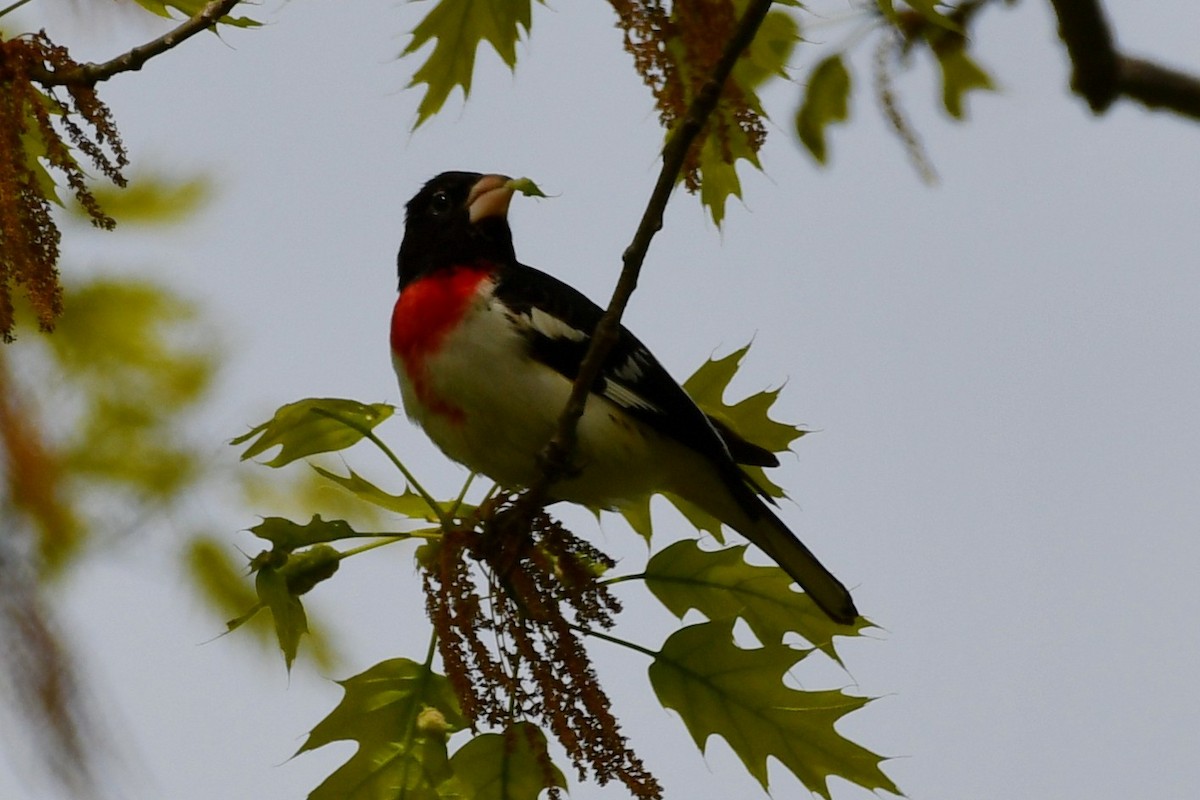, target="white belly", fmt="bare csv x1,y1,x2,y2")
394,289,670,509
